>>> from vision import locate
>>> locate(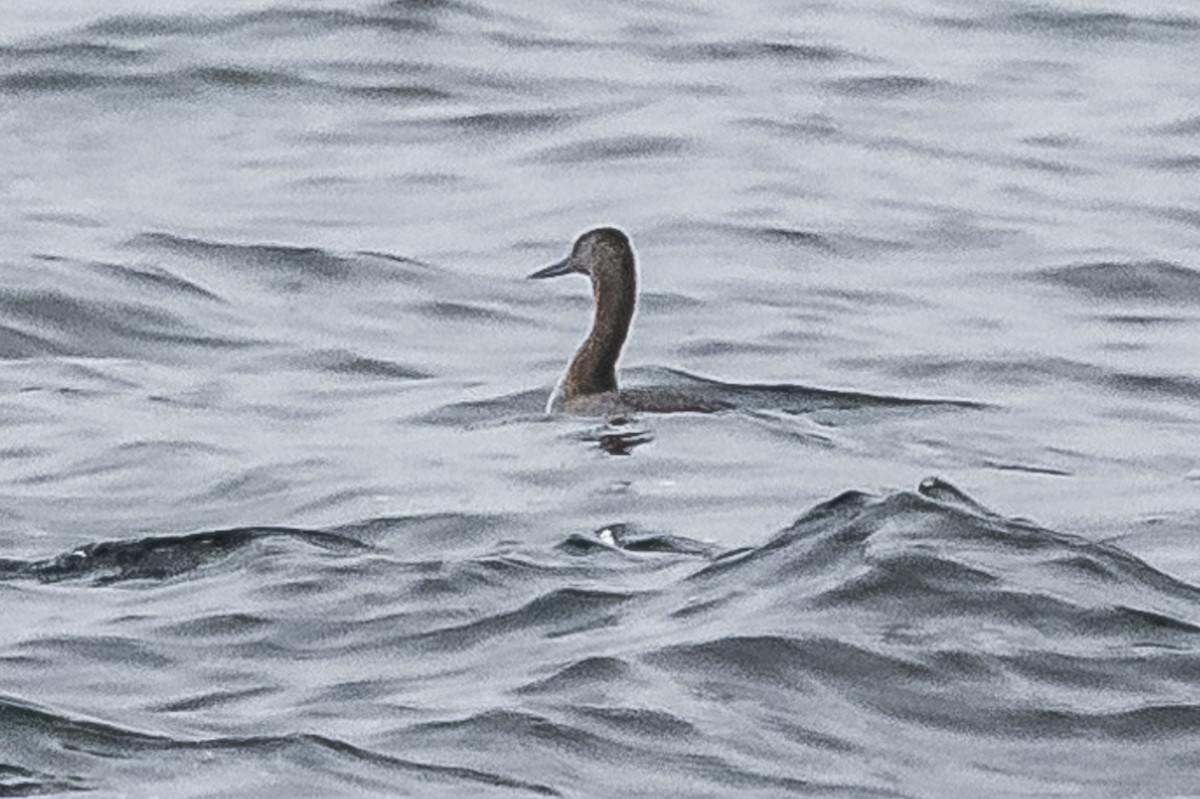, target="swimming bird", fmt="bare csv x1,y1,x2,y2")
528,227,985,419
529,227,636,415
